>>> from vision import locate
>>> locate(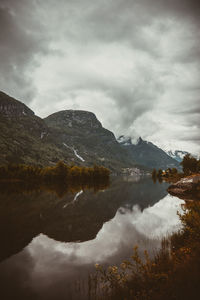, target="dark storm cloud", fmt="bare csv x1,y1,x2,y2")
149,0,200,19
85,0,200,68
0,0,49,102
0,0,200,152
64,0,200,41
